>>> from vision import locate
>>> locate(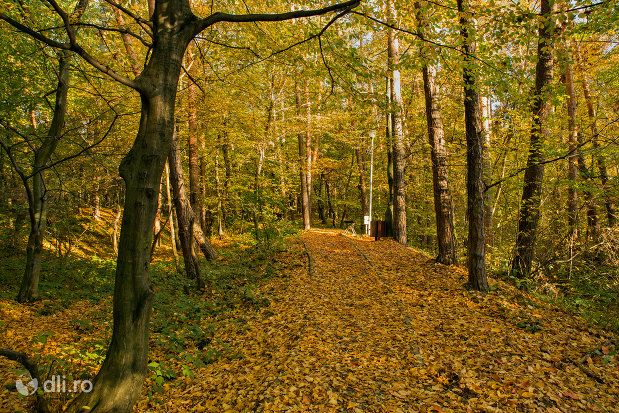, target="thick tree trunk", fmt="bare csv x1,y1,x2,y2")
580,67,615,227
388,0,406,245
458,0,488,291
511,0,556,279
67,8,194,410
295,81,311,230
